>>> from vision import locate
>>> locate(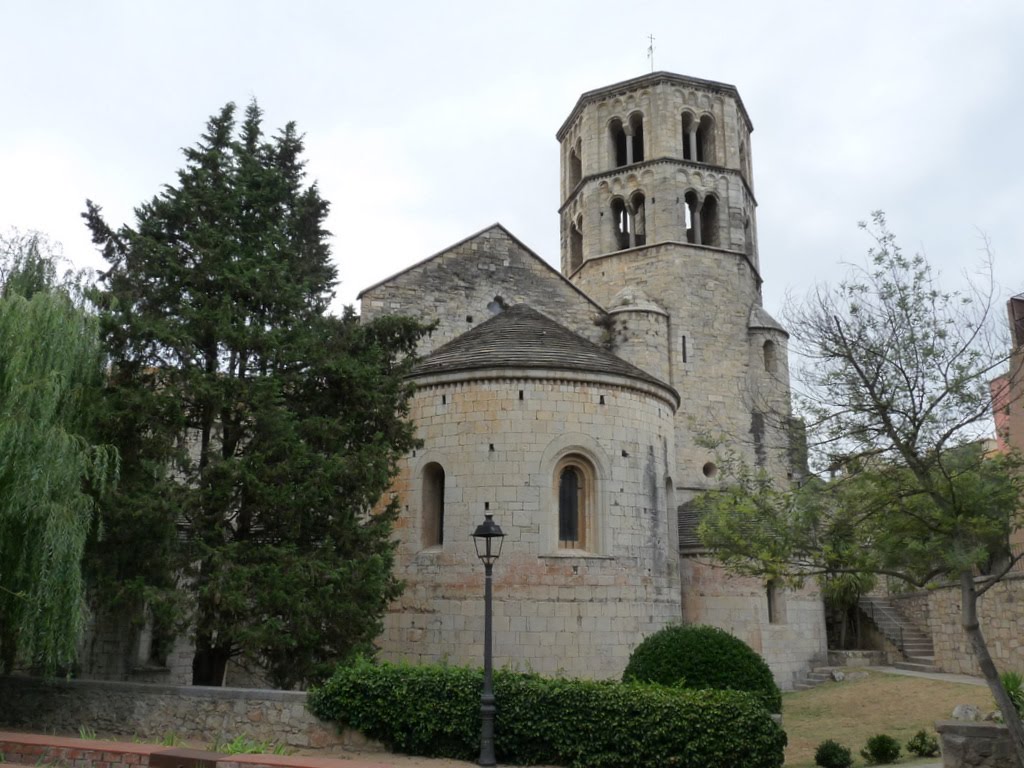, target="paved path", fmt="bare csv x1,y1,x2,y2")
866,664,989,687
